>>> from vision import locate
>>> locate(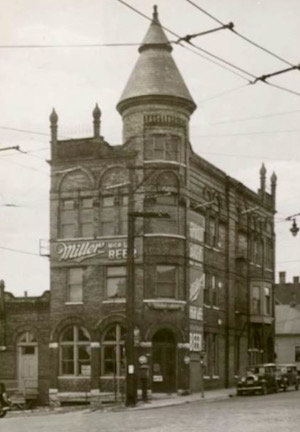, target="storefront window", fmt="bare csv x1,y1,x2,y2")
102,324,125,376
60,325,91,376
